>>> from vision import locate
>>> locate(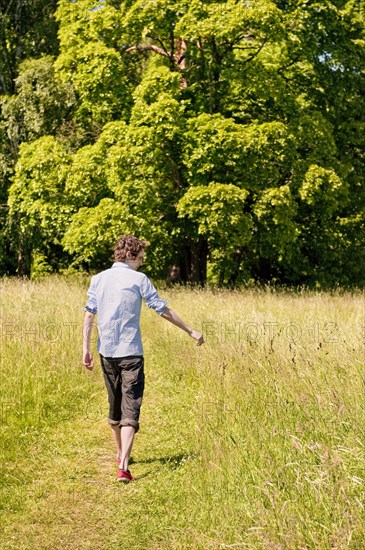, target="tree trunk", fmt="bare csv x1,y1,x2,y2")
227,246,245,287
17,232,29,277
182,236,208,285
